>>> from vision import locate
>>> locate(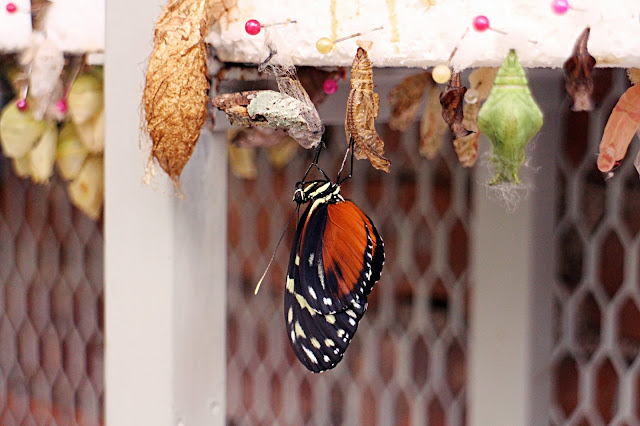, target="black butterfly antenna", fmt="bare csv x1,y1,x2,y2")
336,137,355,184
